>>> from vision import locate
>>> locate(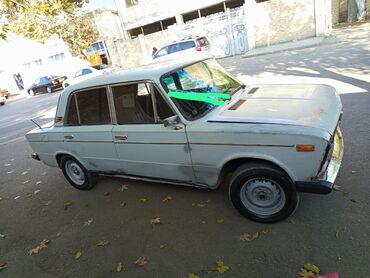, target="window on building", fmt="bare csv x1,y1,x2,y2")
128,27,143,39
142,21,162,35
162,17,176,29
33,59,43,66
200,3,225,17
66,87,111,125
225,0,245,9
182,10,200,23
48,53,66,62
125,0,139,7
